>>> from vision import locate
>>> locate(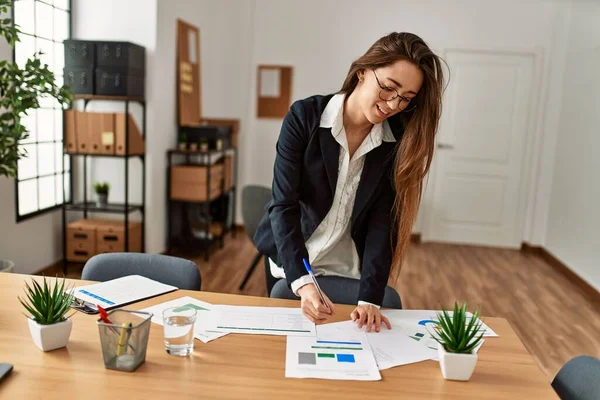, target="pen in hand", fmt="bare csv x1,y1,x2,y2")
302,258,331,312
